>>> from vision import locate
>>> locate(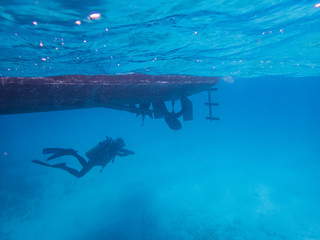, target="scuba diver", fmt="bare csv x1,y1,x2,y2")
32,137,134,178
